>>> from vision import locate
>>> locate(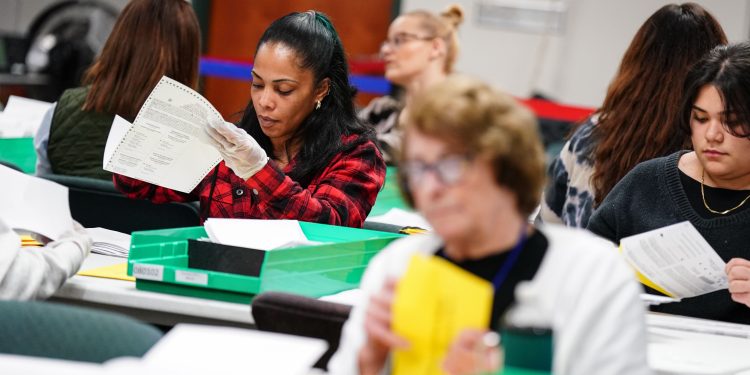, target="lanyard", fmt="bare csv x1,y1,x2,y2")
491,224,528,291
